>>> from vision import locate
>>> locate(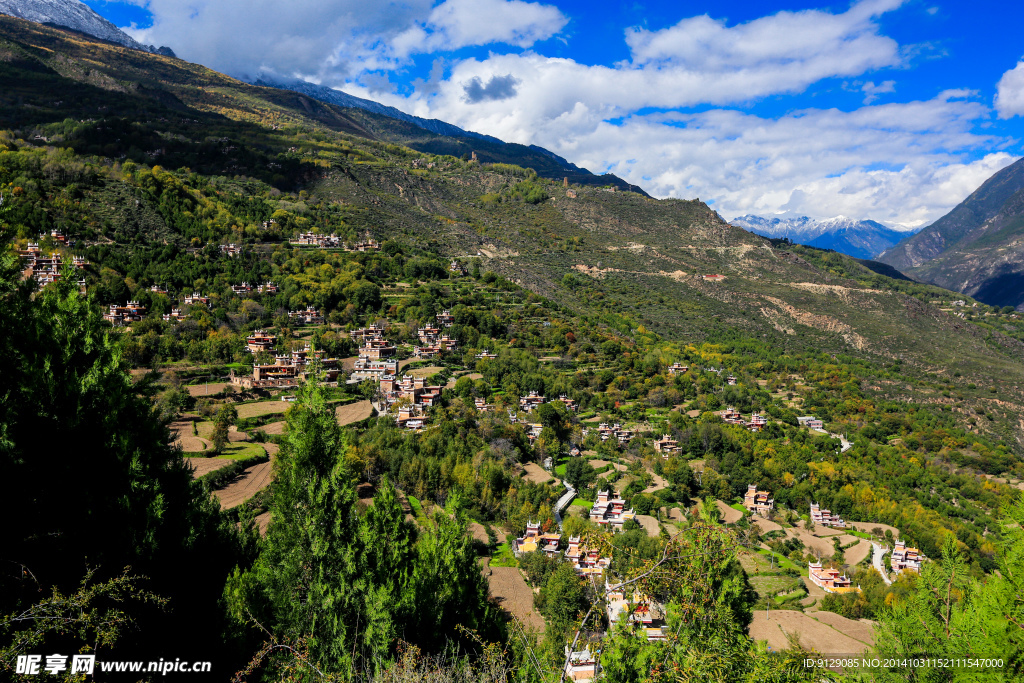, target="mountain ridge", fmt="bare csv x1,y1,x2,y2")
731,214,916,260
0,0,174,55
878,157,1024,310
